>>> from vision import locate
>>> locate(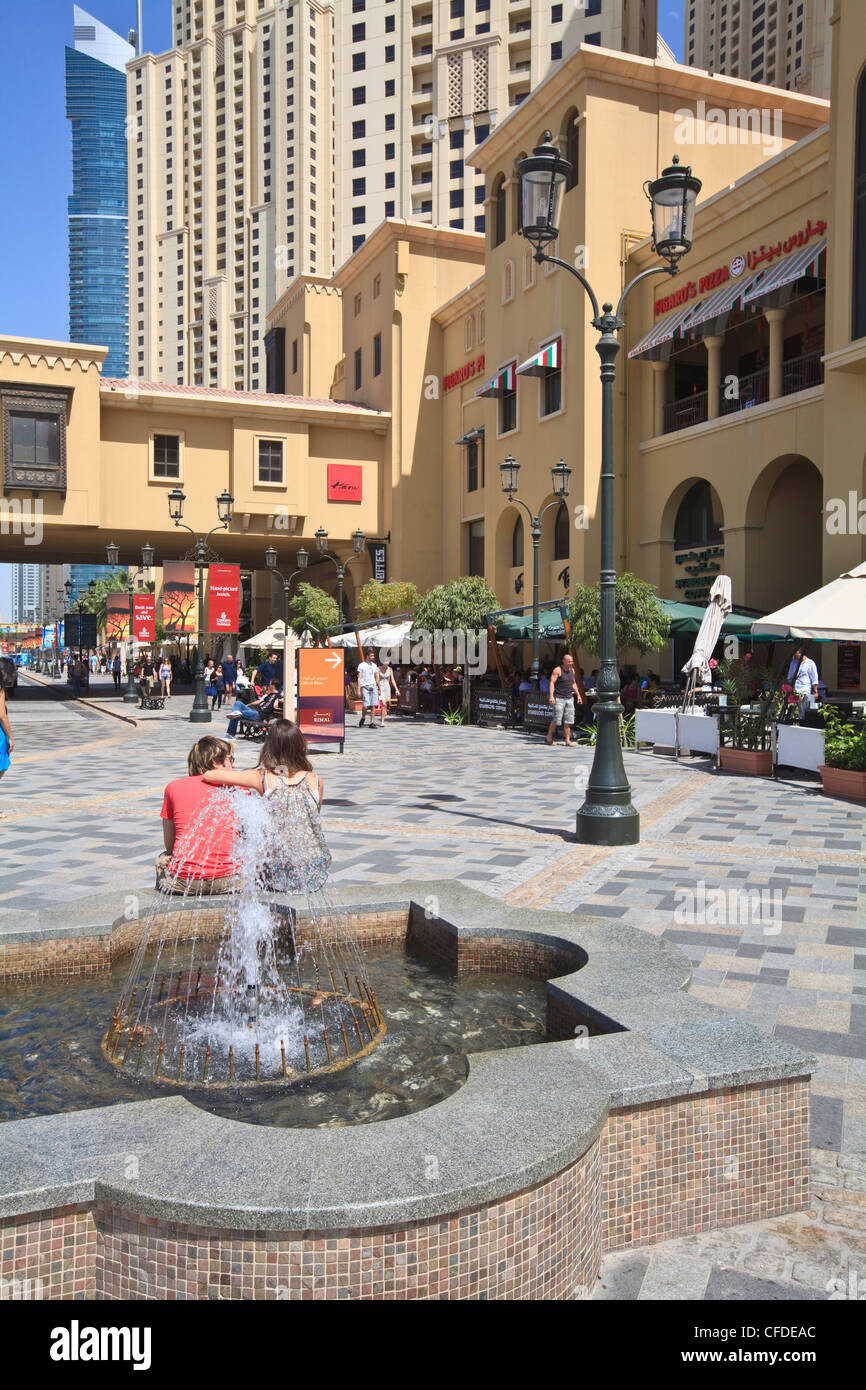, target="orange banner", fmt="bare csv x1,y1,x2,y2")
162,561,197,635
106,593,129,642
